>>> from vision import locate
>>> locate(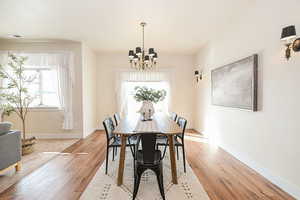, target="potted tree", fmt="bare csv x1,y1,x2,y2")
0,53,37,155
133,86,166,120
